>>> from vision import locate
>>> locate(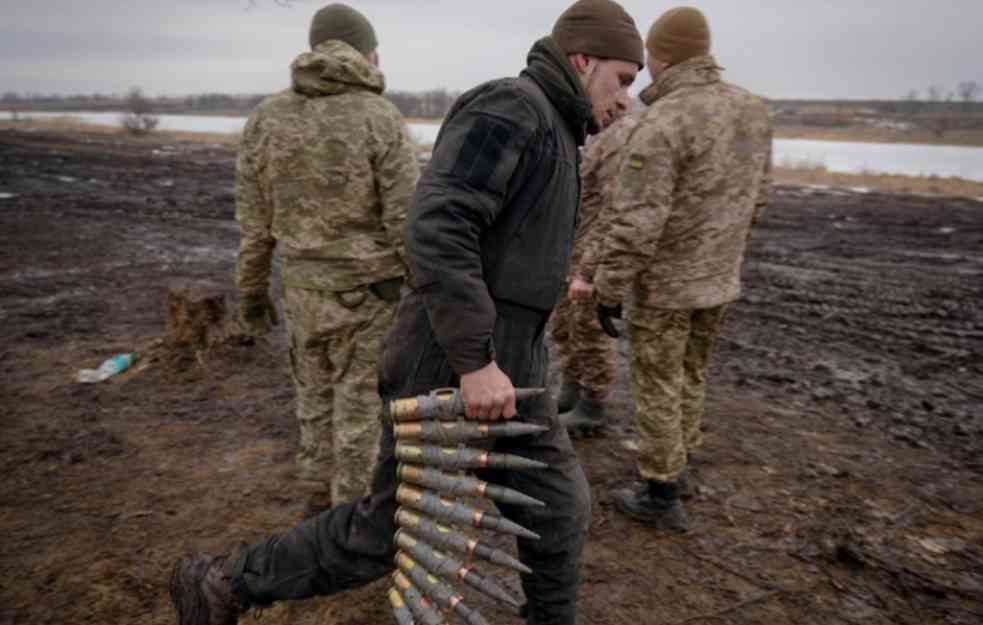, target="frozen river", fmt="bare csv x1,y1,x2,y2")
6,110,983,182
